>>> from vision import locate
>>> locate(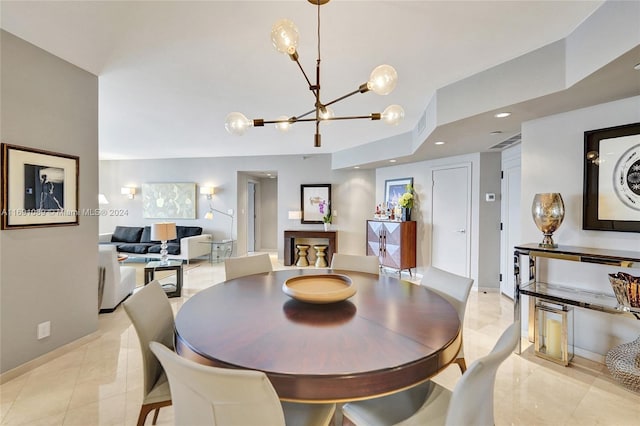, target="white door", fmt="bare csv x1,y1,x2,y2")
500,156,521,298
431,164,471,277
